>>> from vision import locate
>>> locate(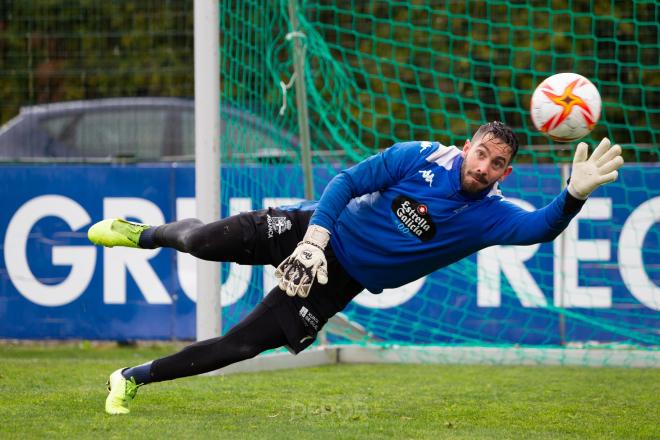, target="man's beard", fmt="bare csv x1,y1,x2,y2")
460,163,489,194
